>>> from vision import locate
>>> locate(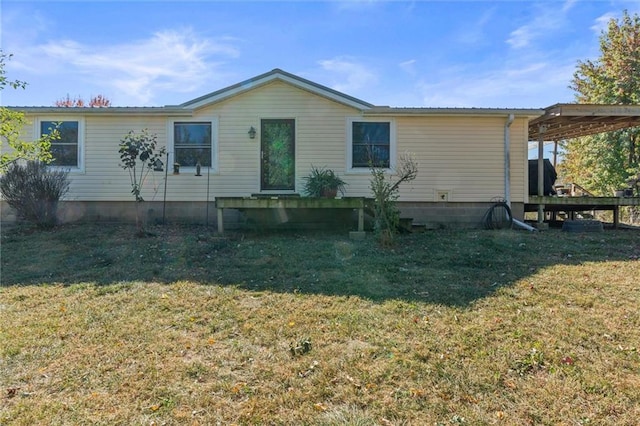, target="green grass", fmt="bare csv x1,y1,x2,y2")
1,223,639,425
